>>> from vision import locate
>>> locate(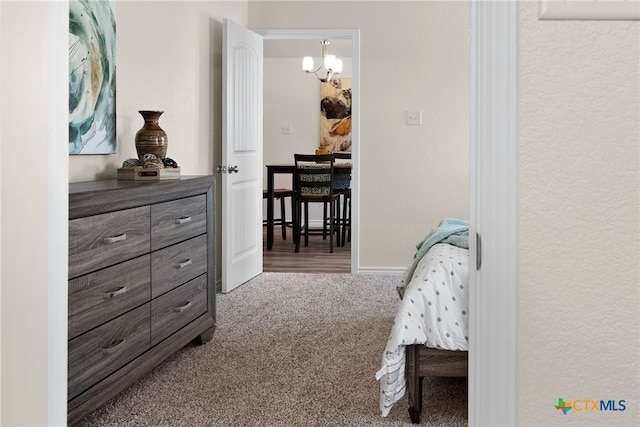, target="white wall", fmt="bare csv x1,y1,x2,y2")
517,2,639,425
0,2,56,425
250,1,470,270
